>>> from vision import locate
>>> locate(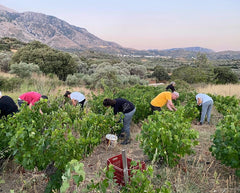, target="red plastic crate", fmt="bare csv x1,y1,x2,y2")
107,154,146,186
